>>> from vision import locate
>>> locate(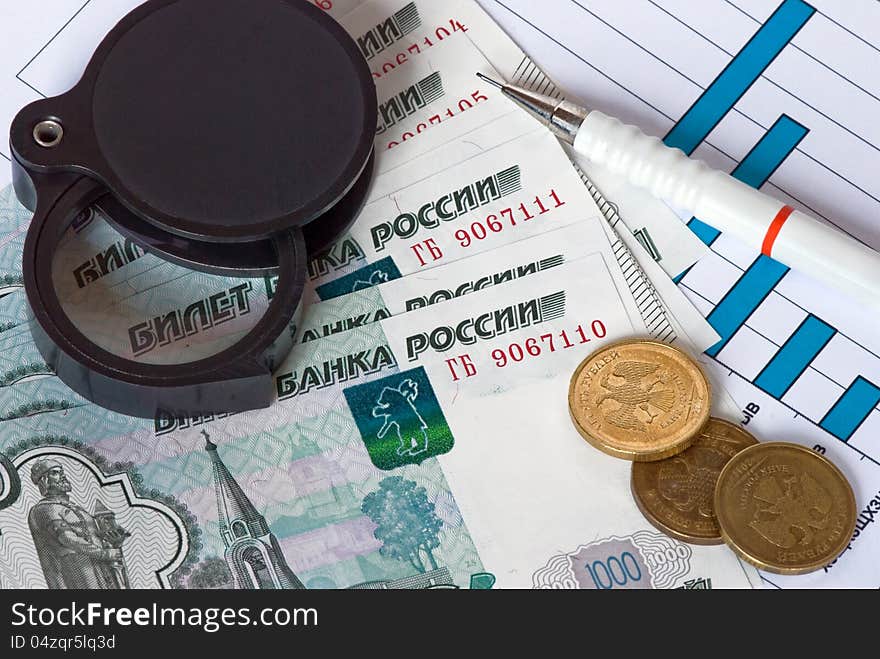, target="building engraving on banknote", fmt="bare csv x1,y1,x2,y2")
202,431,482,589
204,432,304,590
532,531,694,590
